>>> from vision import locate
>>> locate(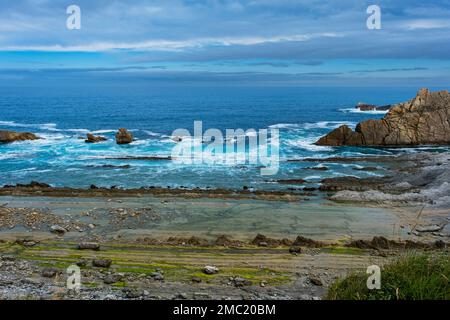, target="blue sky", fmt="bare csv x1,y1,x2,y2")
1,0,450,86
